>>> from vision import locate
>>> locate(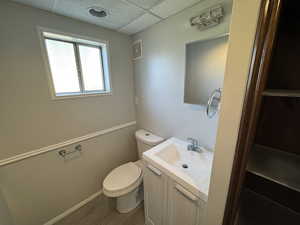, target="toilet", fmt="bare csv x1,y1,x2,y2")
103,129,164,213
